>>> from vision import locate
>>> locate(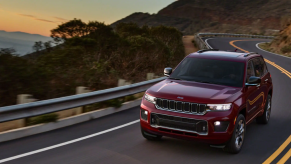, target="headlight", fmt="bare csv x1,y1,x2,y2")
144,94,156,104
207,103,232,111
